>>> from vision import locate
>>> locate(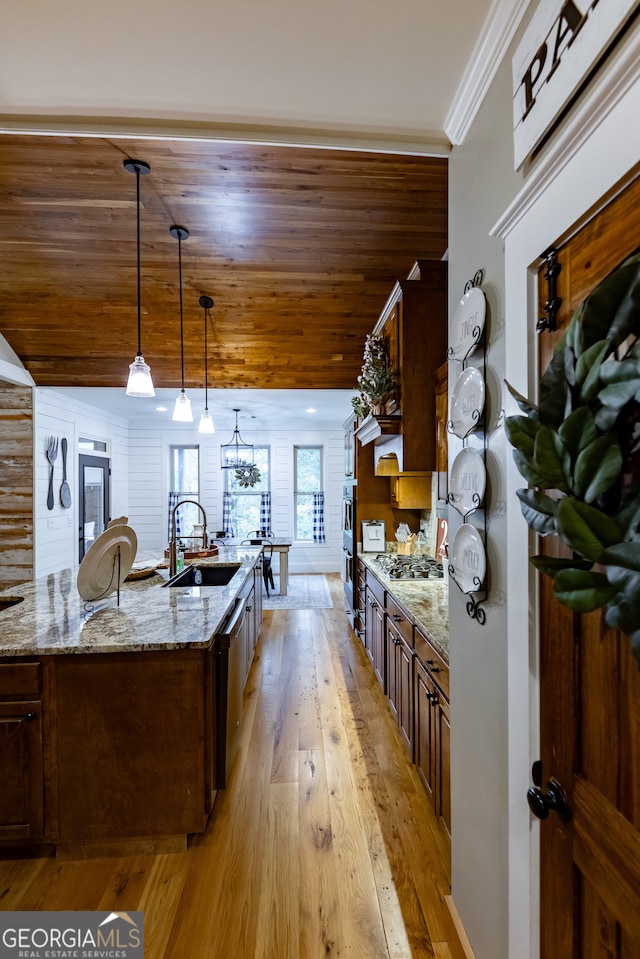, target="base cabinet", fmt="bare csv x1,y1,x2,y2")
0,660,47,846
386,595,414,756
364,578,385,691
414,652,450,835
